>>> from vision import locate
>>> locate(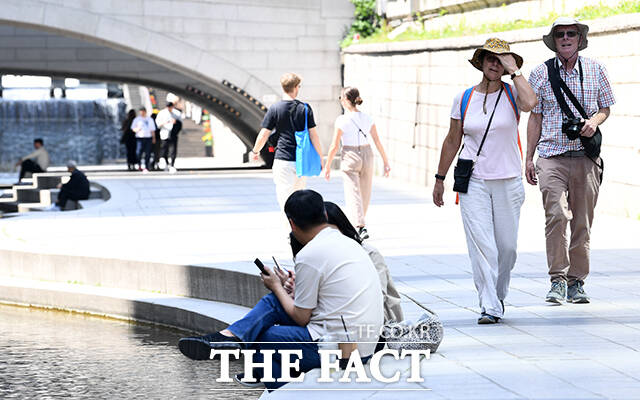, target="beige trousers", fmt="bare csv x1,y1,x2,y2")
536,156,601,283
341,145,374,228
272,159,307,210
